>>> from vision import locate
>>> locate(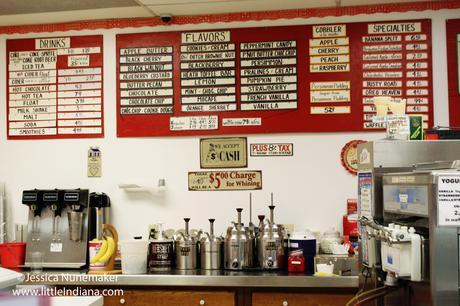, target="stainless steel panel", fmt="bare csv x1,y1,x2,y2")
24,207,88,269
21,270,359,288
358,140,460,170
